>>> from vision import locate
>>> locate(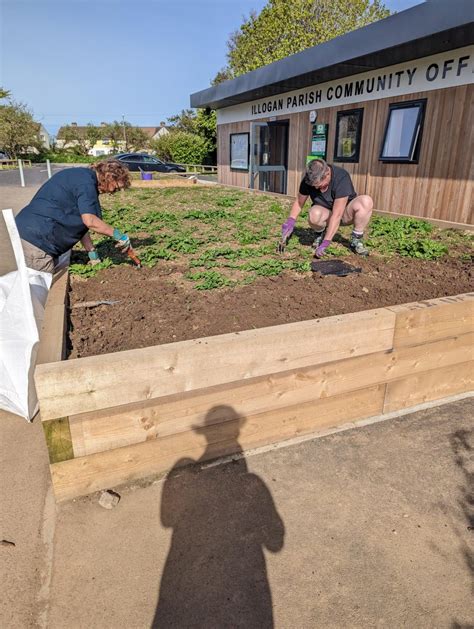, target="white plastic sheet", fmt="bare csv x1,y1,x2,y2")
0,209,52,420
